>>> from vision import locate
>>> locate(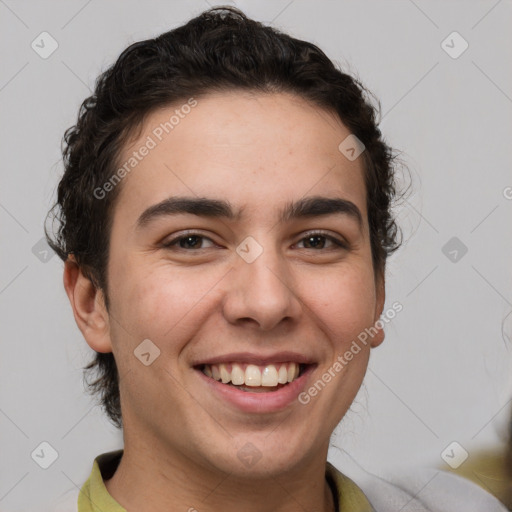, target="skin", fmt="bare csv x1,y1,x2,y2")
64,90,385,512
